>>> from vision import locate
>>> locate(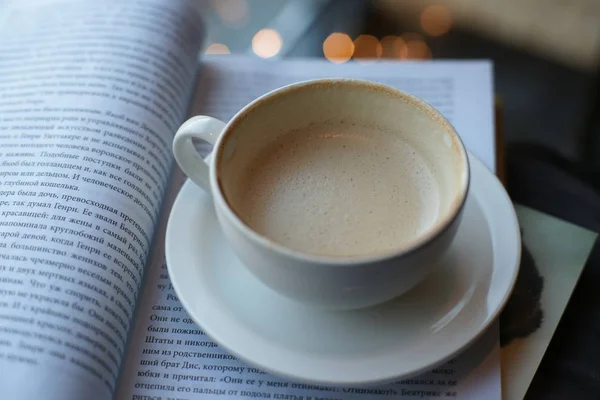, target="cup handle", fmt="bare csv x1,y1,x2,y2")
173,116,227,195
